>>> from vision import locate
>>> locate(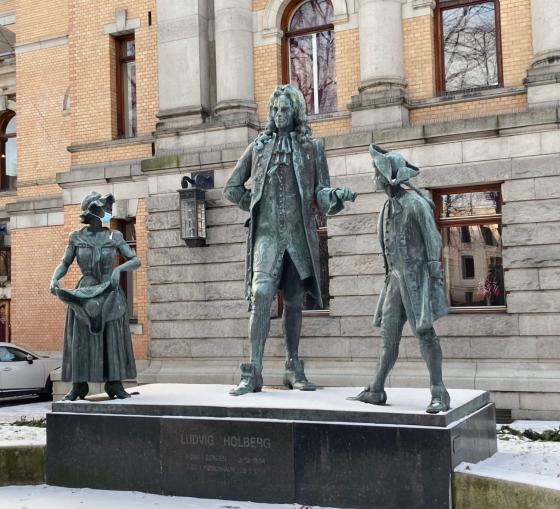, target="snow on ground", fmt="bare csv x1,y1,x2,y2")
456,421,560,490
0,485,334,509
0,399,49,446
0,399,51,423
0,424,46,447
